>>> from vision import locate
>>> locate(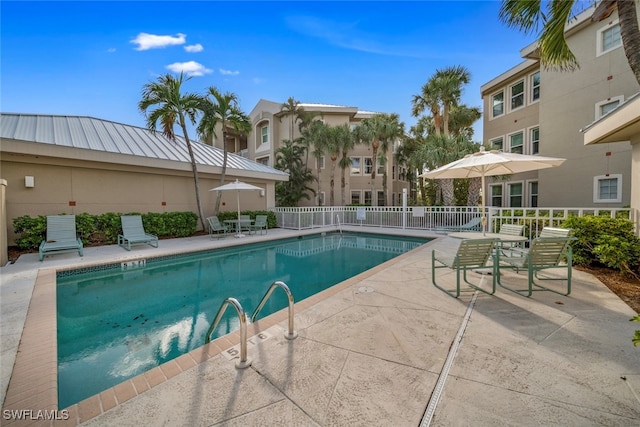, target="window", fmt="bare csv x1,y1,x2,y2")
530,72,540,102
256,156,269,166
509,132,524,154
318,192,325,206
508,183,523,207
392,166,396,180
490,184,503,207
529,181,538,207
594,174,622,203
530,127,539,155
364,157,374,174
260,125,268,145
316,156,325,170
598,22,621,55
377,191,385,206
351,157,362,175
377,162,384,175
510,80,524,110
364,191,372,206
351,191,361,205
490,137,503,151
492,91,504,117
595,96,623,119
